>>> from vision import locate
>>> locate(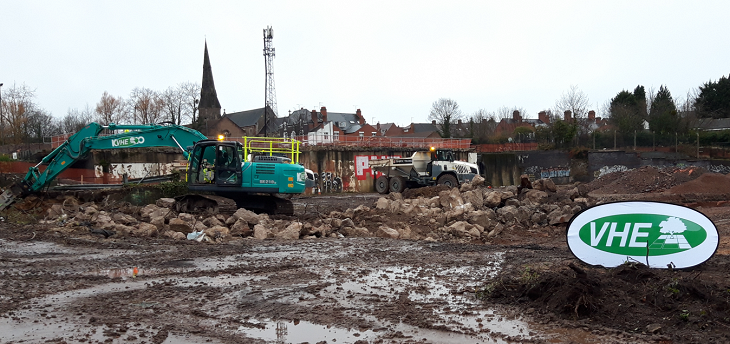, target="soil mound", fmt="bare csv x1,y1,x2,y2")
484,260,730,341
669,172,730,195
588,166,706,194
402,185,450,199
